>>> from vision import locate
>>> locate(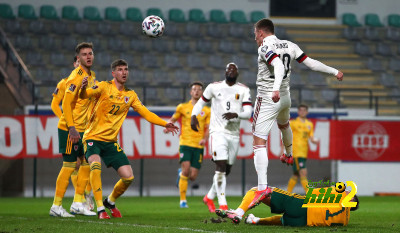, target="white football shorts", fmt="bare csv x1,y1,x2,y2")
209,132,240,165
252,93,291,140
